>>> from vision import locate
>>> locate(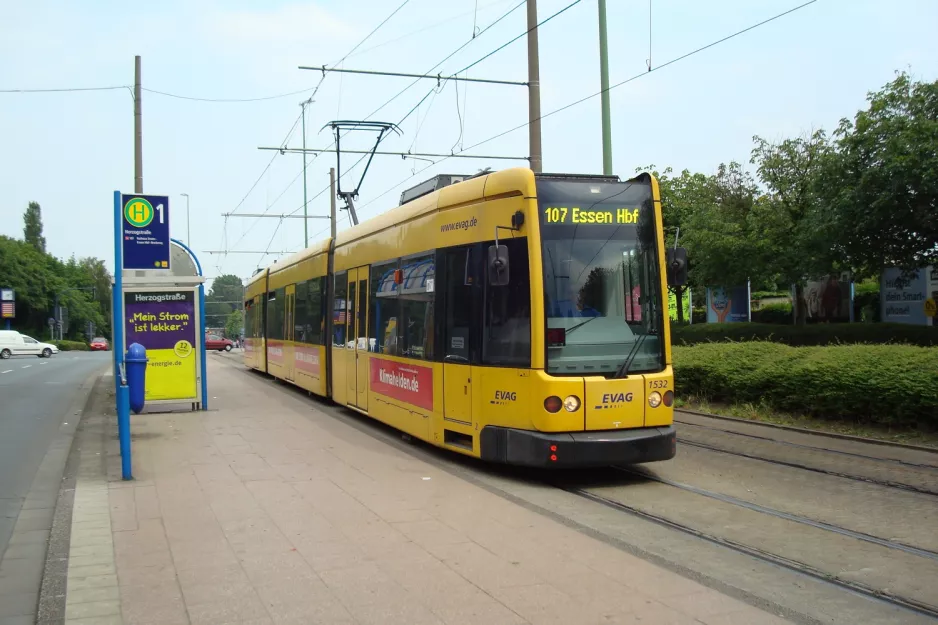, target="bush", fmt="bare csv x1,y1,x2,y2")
750,303,793,325
673,342,938,427
52,340,90,351
671,322,938,347
751,290,791,300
